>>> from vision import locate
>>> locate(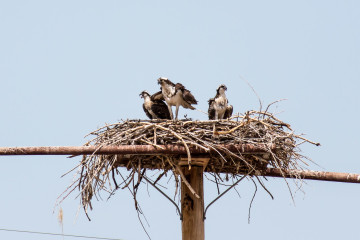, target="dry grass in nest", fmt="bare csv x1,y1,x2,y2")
58,110,319,220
